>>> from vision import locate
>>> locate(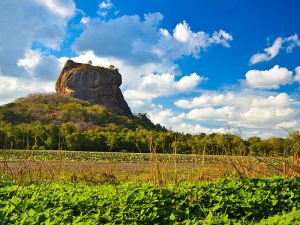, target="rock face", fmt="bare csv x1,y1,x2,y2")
56,60,133,116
